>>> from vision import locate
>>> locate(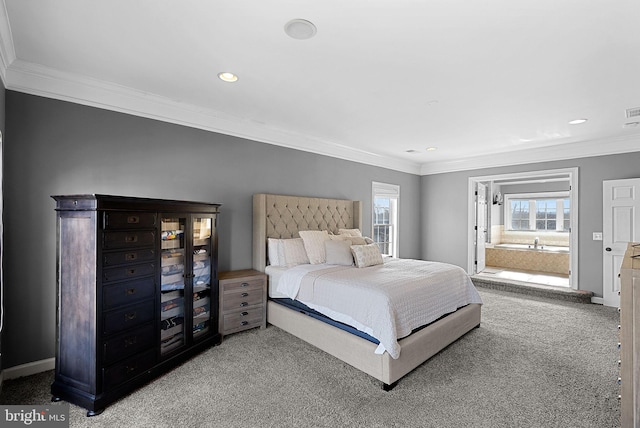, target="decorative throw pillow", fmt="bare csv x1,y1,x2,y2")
338,228,362,237
298,230,331,264
351,243,384,268
324,239,354,266
348,236,367,245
